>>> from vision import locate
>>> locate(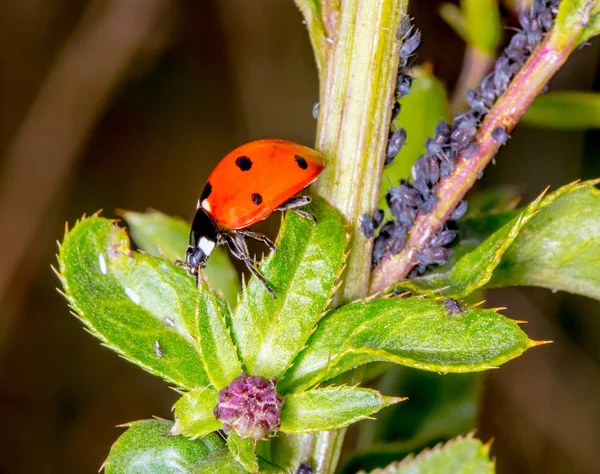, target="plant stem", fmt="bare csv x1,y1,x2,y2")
314,0,406,303
301,0,407,472
370,20,586,295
